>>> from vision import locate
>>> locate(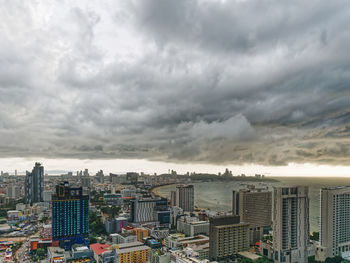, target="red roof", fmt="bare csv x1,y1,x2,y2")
90,243,110,255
